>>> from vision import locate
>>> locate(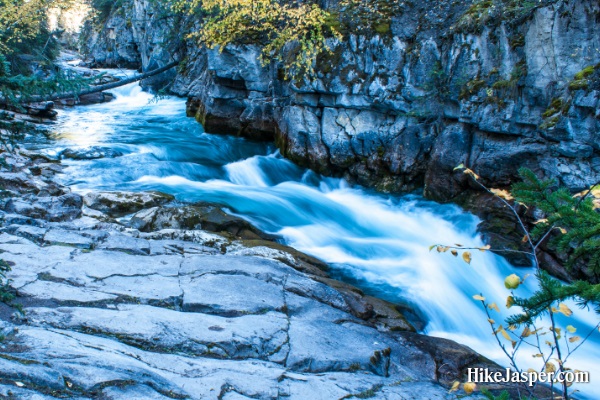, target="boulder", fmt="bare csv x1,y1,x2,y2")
129,204,273,240
83,191,174,216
